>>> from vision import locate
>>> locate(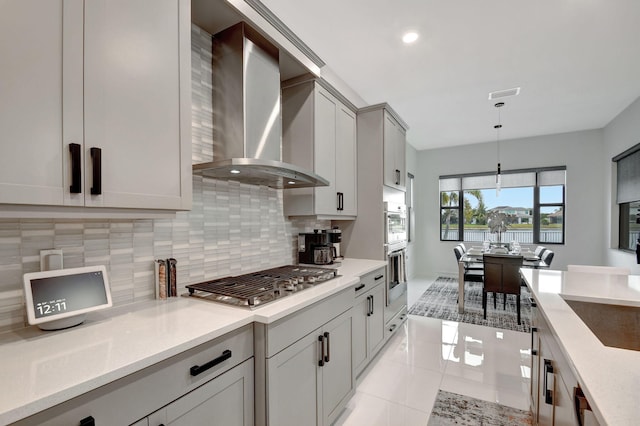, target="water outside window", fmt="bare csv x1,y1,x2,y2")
463,187,534,243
